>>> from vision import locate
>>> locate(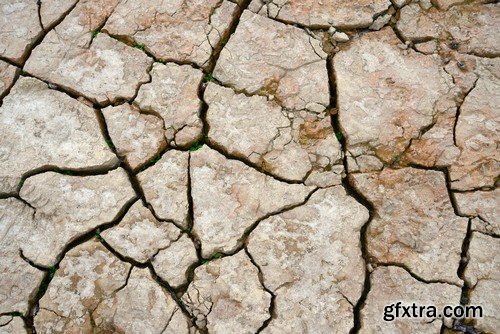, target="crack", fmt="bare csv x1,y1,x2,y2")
345,174,375,334
17,162,120,193
177,186,319,299
328,53,375,334
148,266,199,331
17,71,92,103
22,55,154,108
103,32,180,66
23,196,138,333
474,229,500,239
19,250,49,272
186,153,204,262
235,187,319,254
183,185,320,271
451,222,484,332
374,263,462,287
0,64,21,107
90,190,200,329
160,307,179,334
453,77,478,146
94,107,155,210
457,219,473,299
36,0,44,31
244,248,276,333
18,0,80,67
87,4,117,48
205,0,252,73
0,317,14,327
204,141,305,185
